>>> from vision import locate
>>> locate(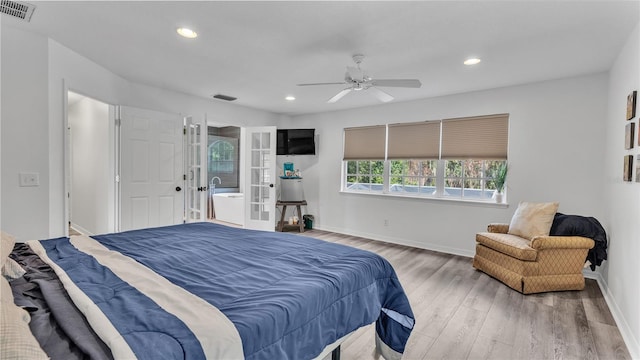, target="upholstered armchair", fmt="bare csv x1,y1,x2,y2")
473,202,595,294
